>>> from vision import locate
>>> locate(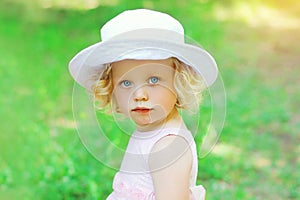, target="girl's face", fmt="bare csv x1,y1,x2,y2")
111,59,178,131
